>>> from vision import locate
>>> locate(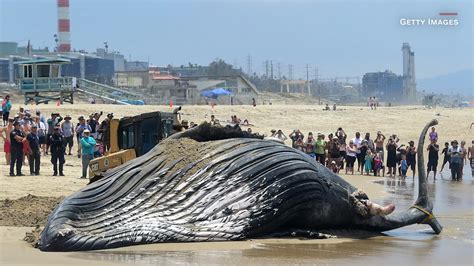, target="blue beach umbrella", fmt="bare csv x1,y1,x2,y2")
201,88,232,99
